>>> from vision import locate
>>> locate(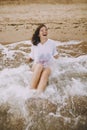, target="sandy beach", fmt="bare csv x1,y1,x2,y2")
0,3,87,44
